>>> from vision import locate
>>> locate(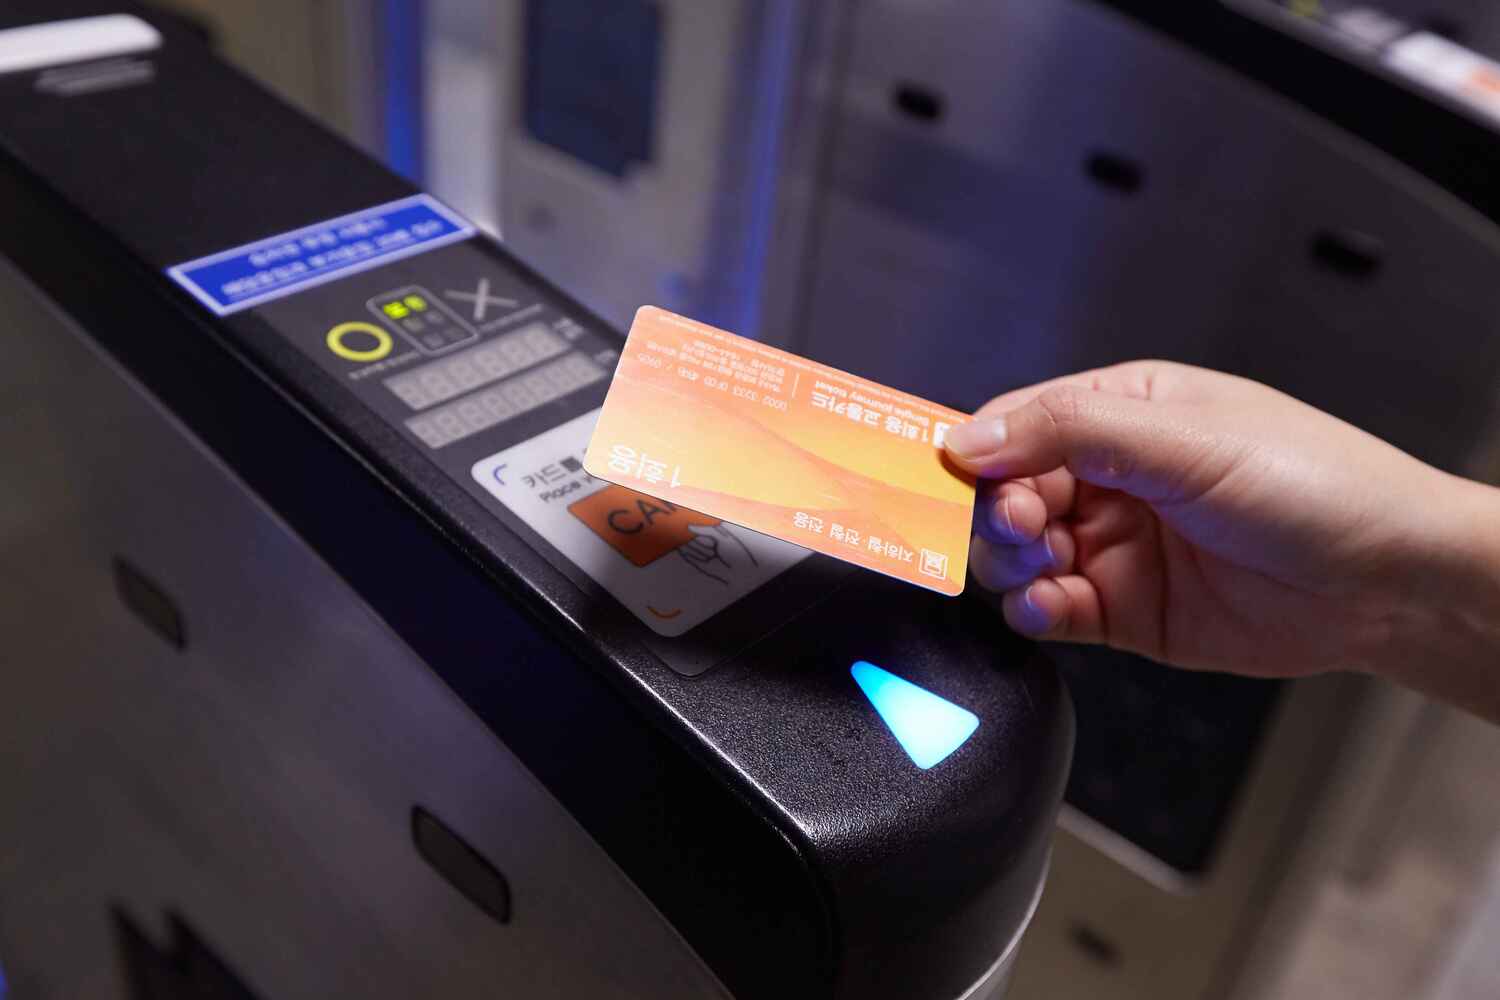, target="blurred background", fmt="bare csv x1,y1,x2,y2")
10,0,1500,997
